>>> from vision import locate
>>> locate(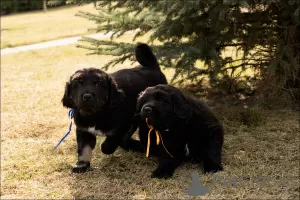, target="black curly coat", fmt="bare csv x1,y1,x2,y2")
133,84,224,178
61,44,167,173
